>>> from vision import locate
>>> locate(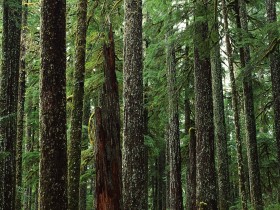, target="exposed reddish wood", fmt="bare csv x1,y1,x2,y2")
95,26,122,210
